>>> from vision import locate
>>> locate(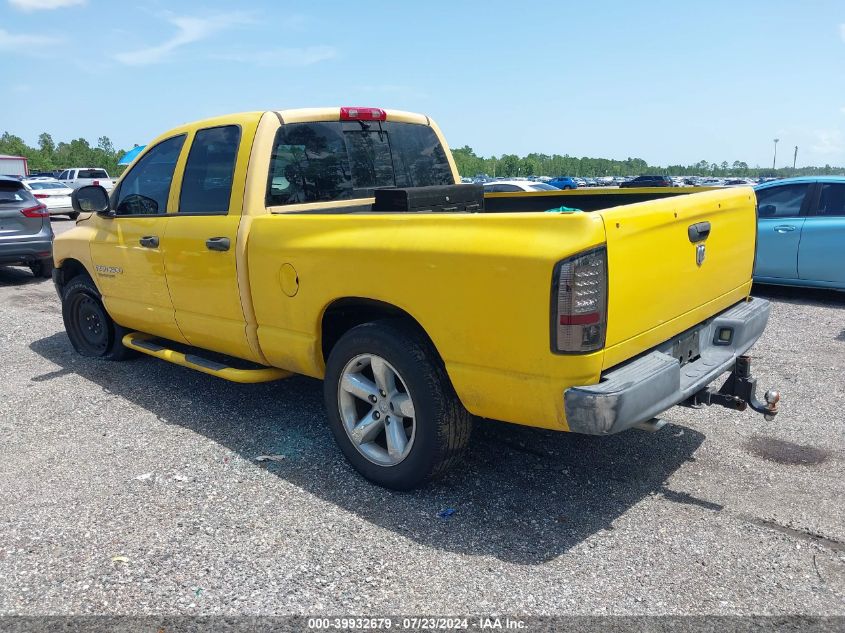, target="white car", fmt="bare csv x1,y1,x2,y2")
57,167,113,191
482,179,561,193
22,178,77,219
